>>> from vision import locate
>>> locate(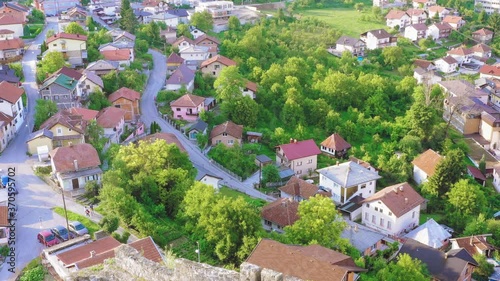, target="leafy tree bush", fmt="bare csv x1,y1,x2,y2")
64,22,87,35
88,90,111,110
34,99,58,130
261,165,280,187
84,180,100,203
99,215,120,234
112,231,130,243
208,143,257,178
